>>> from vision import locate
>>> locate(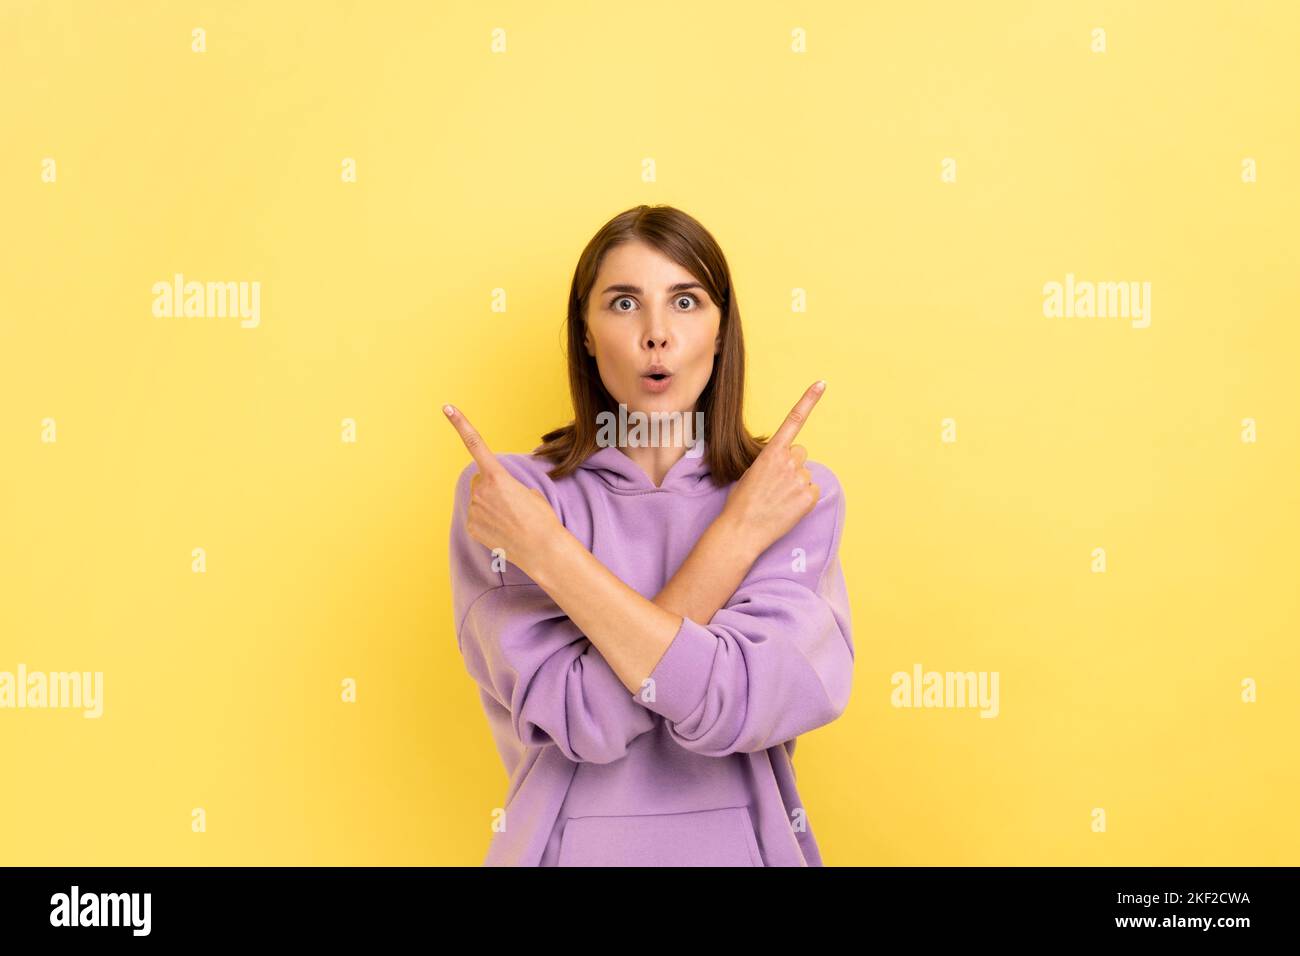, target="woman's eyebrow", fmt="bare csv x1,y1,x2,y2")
601,282,705,295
